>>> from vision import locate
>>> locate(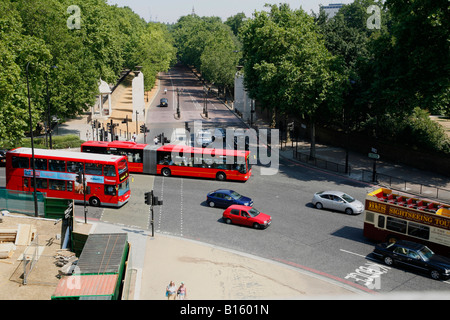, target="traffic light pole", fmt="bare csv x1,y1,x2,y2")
145,190,163,237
